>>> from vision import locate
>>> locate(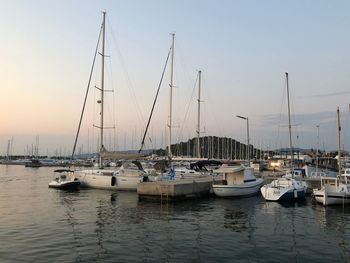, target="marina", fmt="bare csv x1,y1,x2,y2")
1,165,350,262
2,2,350,262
